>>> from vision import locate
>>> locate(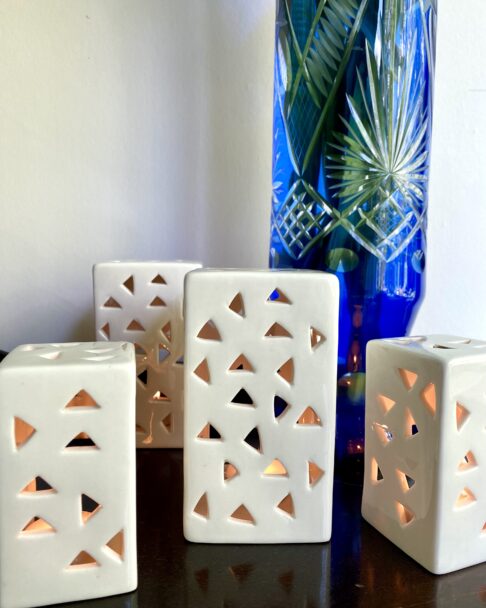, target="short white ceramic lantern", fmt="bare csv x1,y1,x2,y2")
0,342,137,608
183,269,339,543
93,261,202,448
362,335,486,574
